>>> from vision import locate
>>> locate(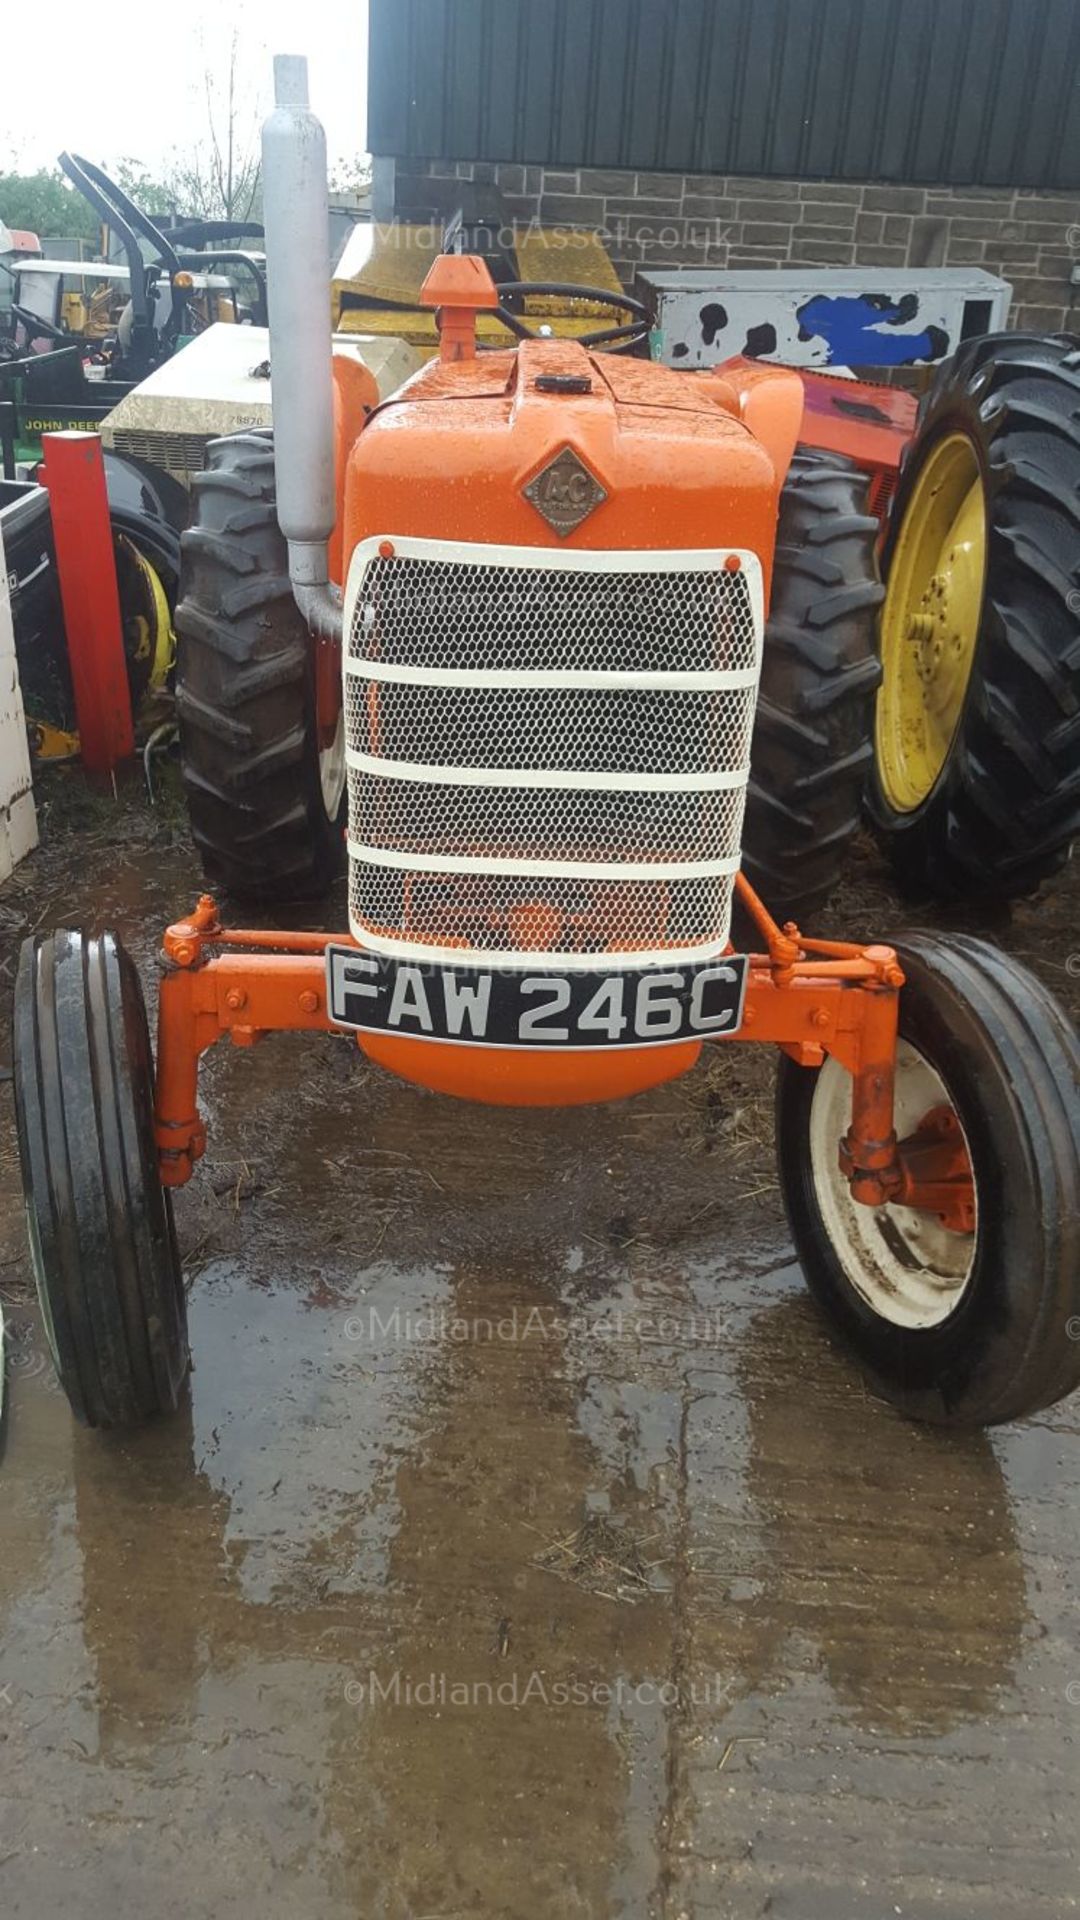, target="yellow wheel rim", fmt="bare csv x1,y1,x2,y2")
876,432,987,813
117,534,177,695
